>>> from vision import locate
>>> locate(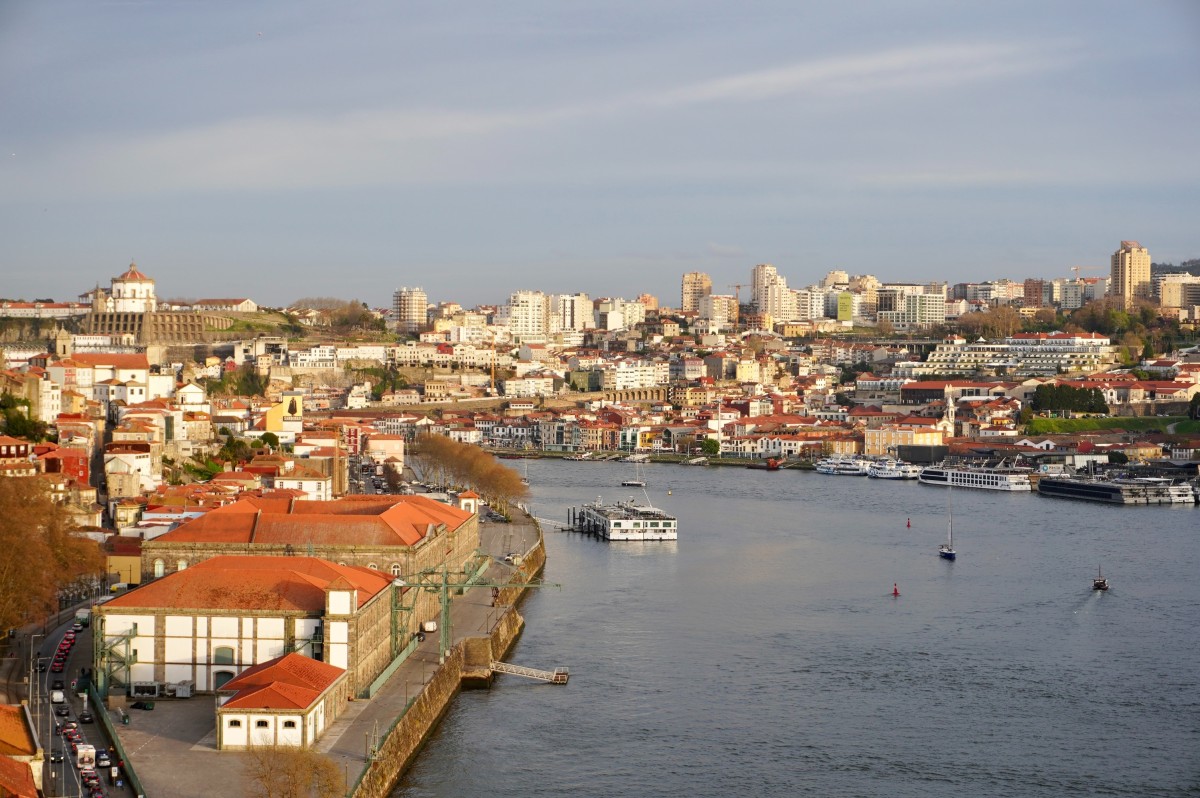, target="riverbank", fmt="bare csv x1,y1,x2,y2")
488,448,816,469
